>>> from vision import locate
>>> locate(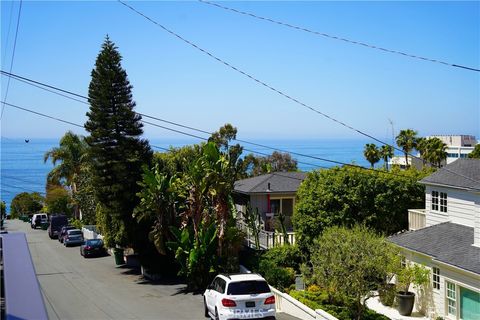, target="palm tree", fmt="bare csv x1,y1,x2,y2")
380,145,394,170
425,137,447,167
363,143,381,169
416,137,429,167
44,131,88,219
396,129,418,168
